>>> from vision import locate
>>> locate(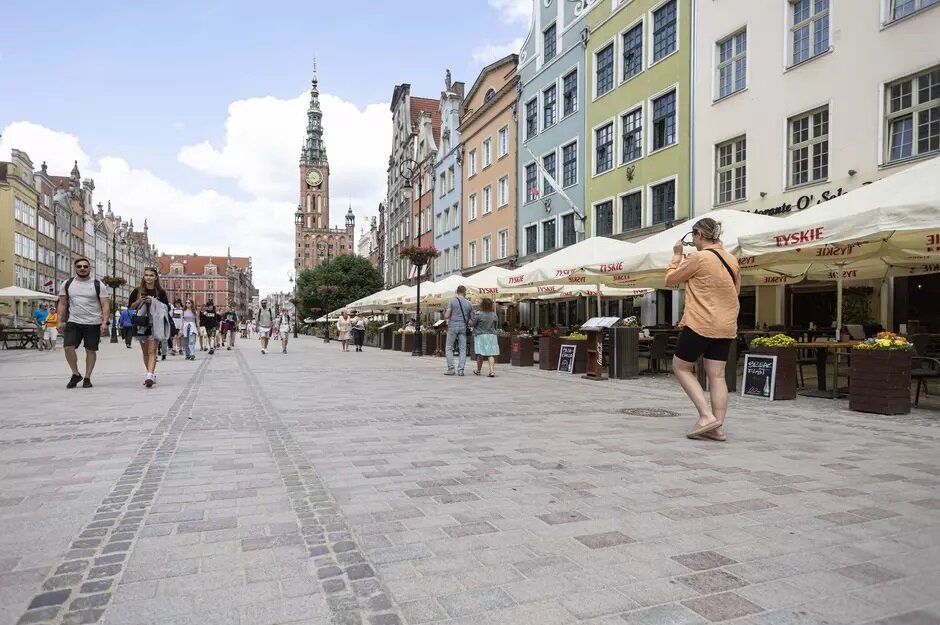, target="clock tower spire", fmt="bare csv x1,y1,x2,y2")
302,58,328,166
